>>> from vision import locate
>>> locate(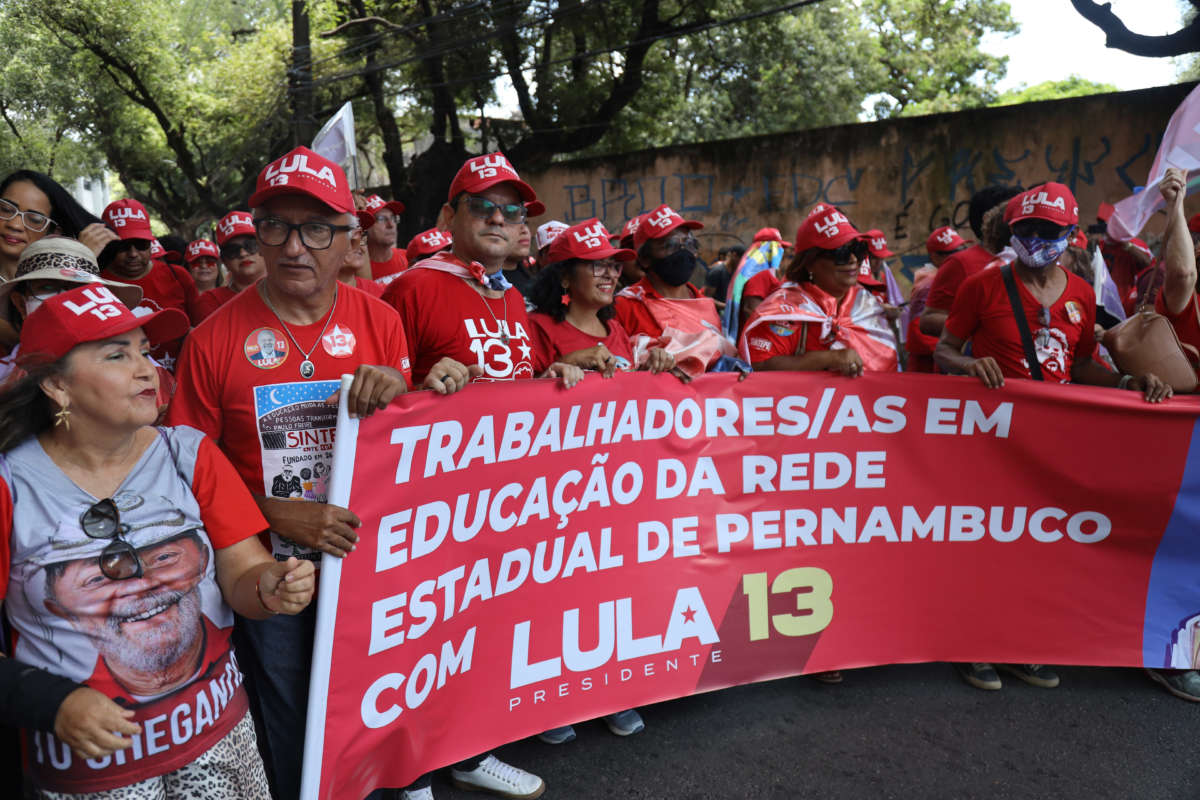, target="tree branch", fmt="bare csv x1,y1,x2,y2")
1069,0,1200,57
